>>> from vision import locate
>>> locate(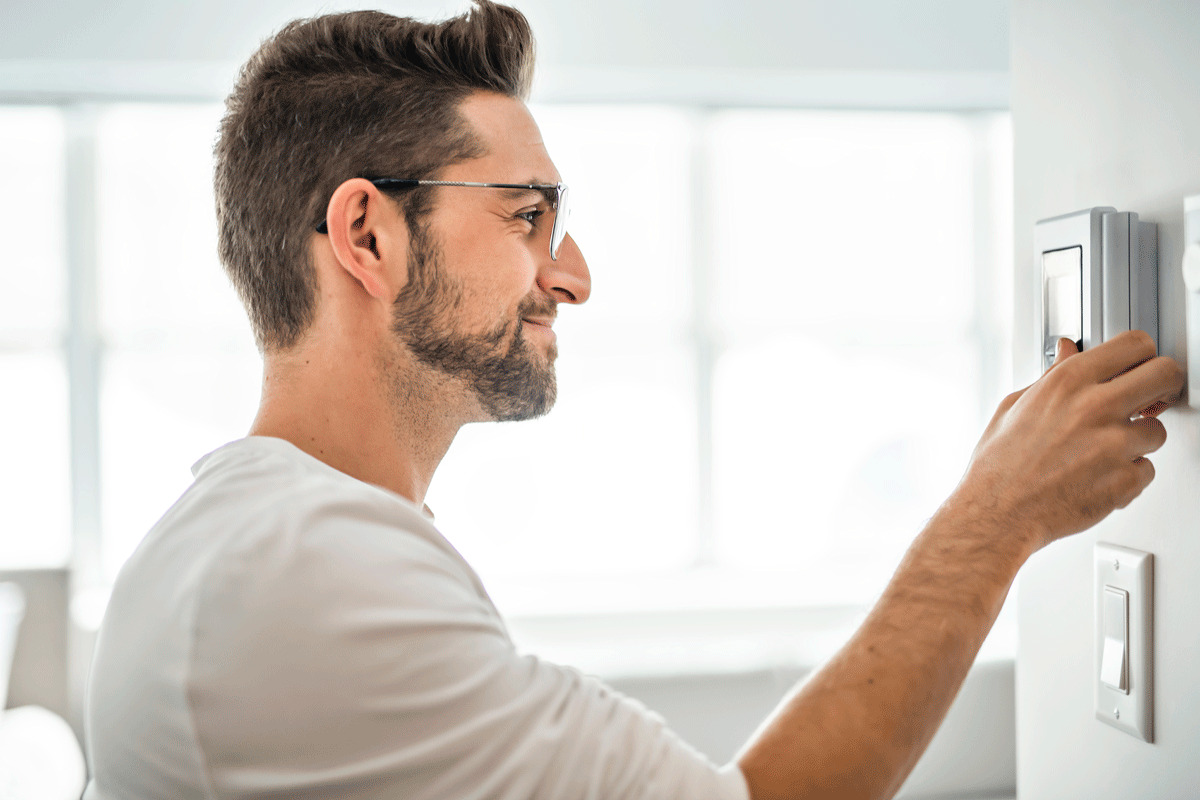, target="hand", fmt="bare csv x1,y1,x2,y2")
955,330,1184,555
